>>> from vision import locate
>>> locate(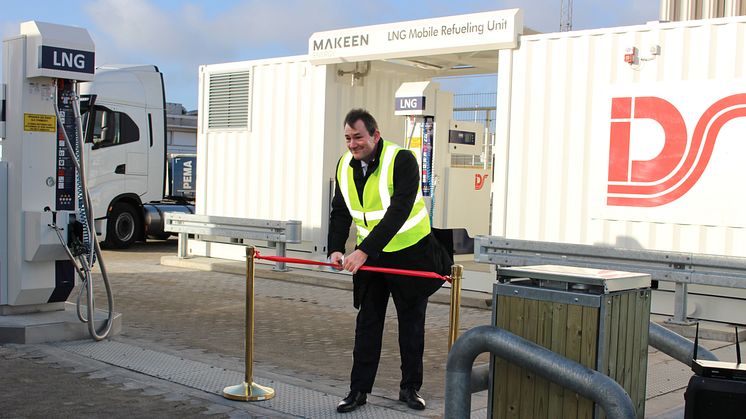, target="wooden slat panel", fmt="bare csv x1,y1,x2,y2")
600,294,622,419
519,299,539,419
608,294,622,382
493,295,511,419
547,302,567,416
636,291,652,418
628,292,643,417
578,306,599,419
621,293,634,394
506,296,526,418
563,304,583,417
597,294,614,419
533,300,553,419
